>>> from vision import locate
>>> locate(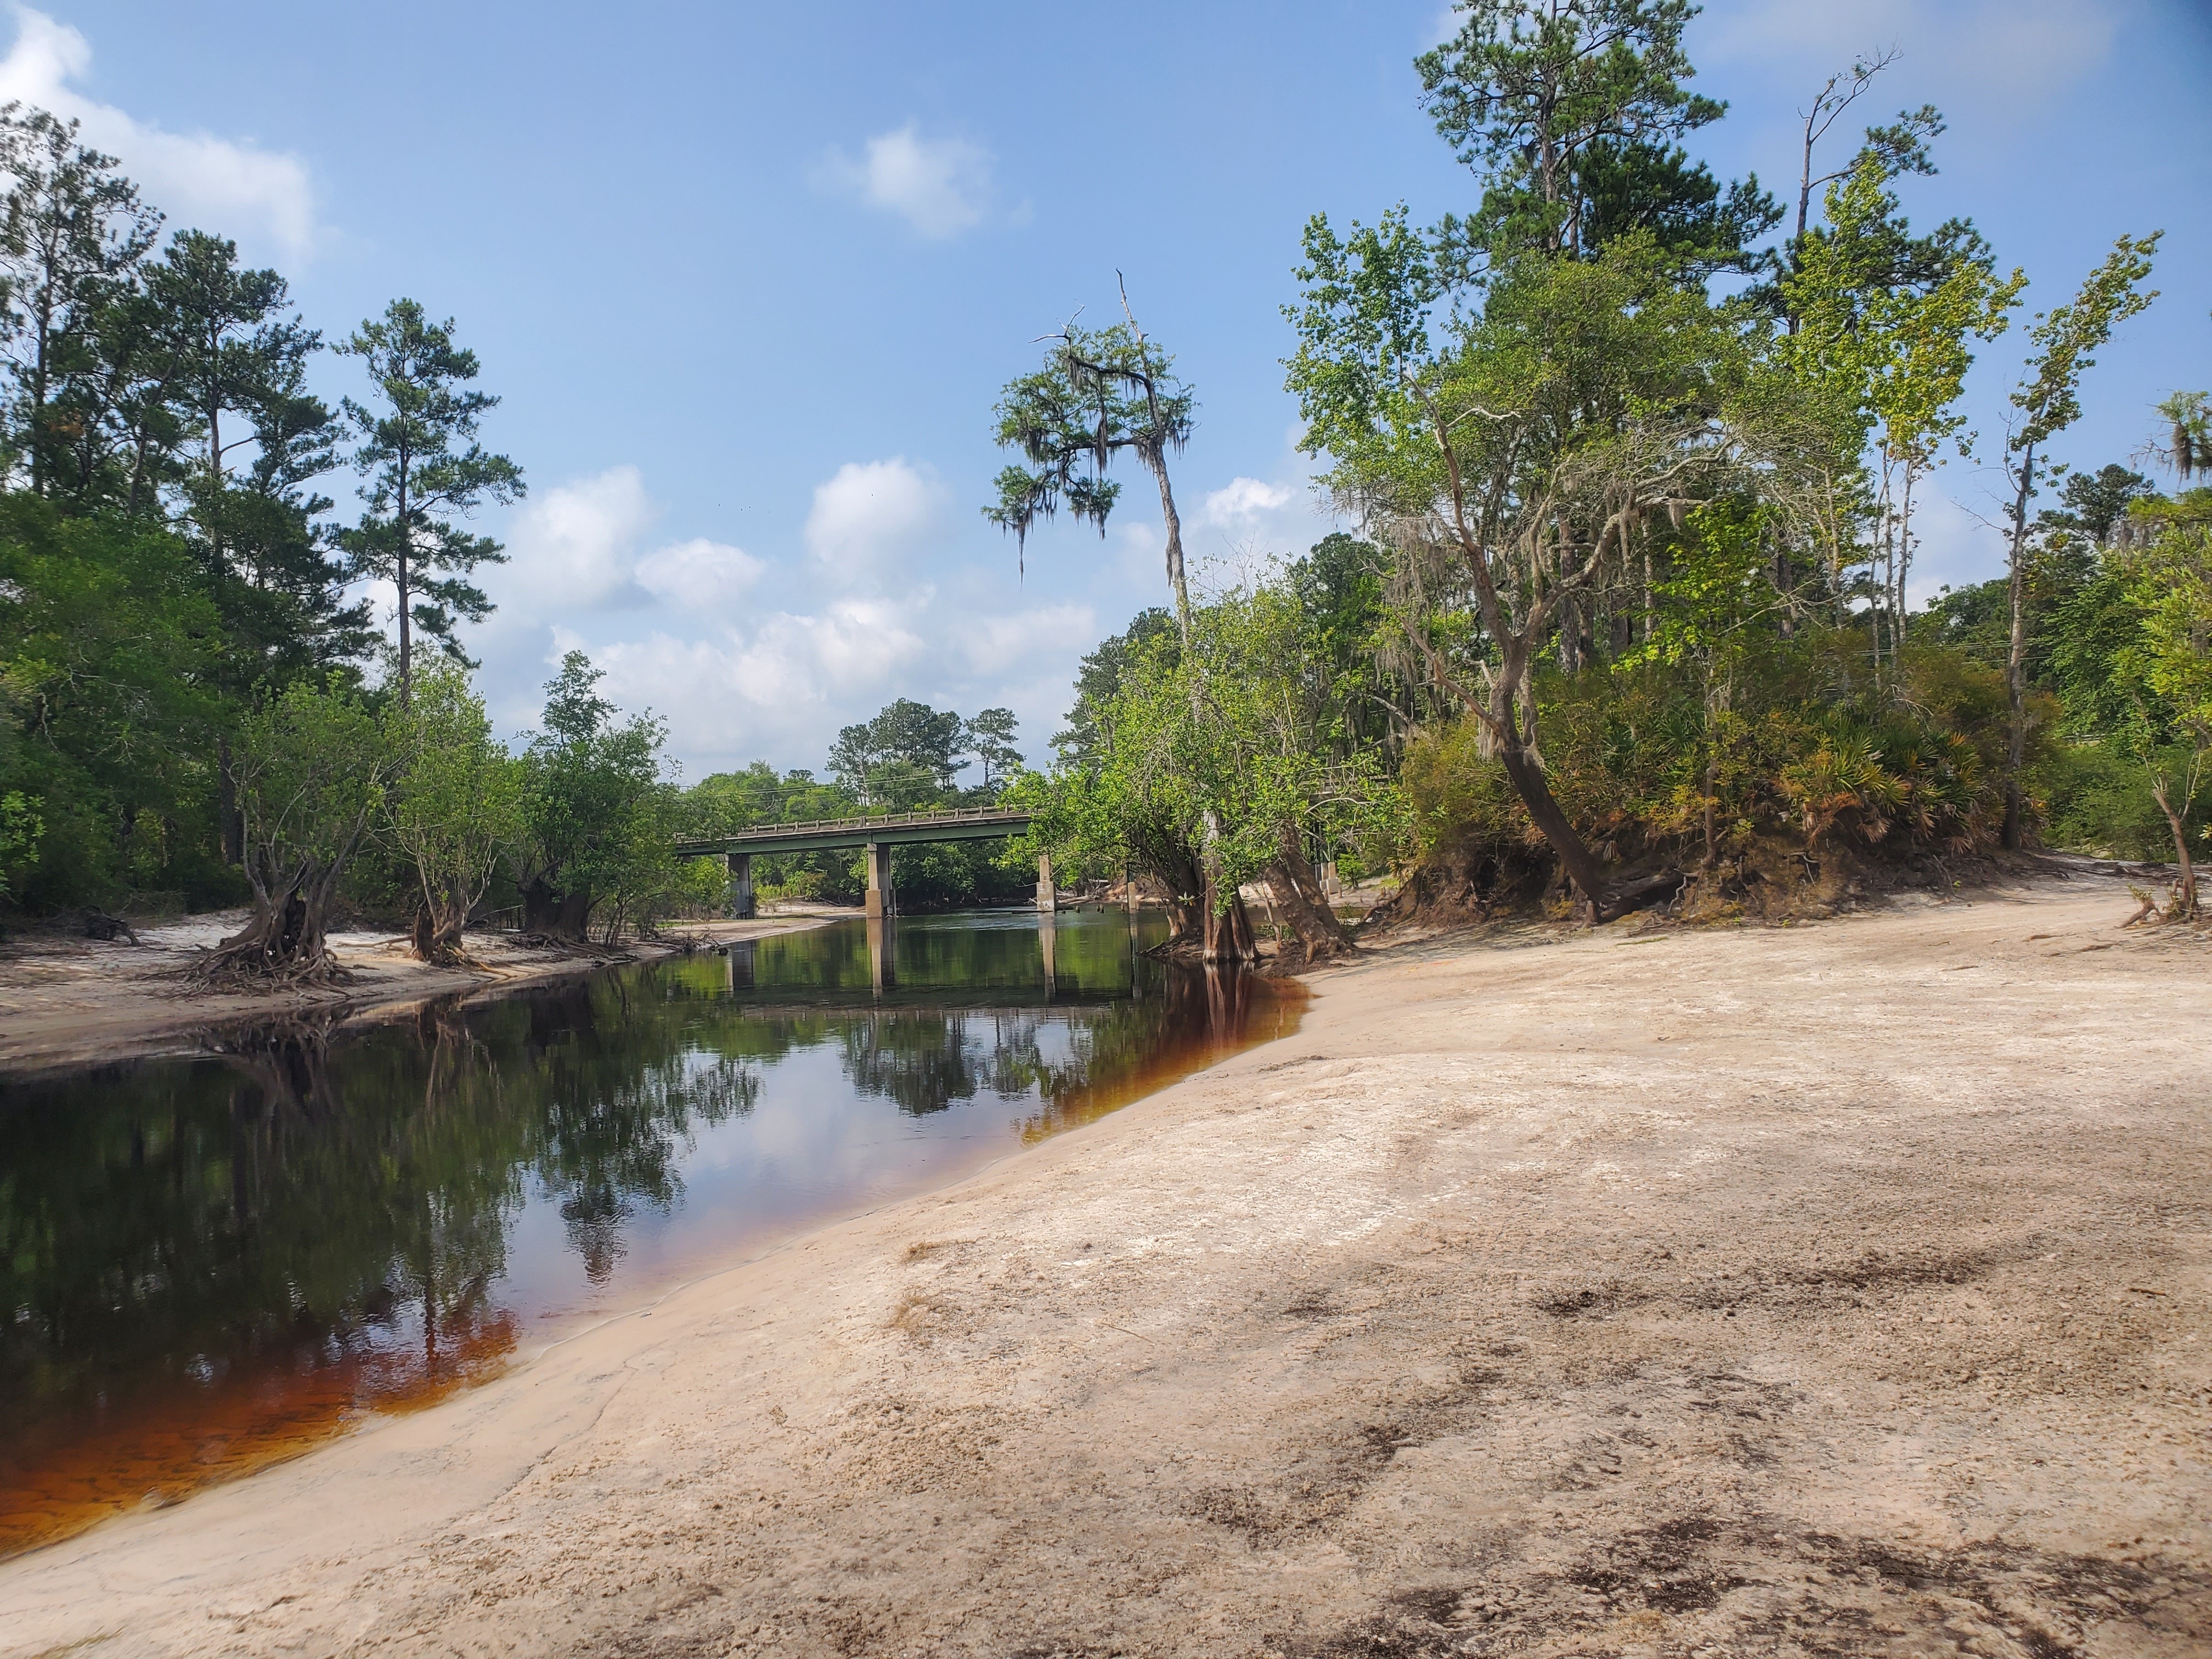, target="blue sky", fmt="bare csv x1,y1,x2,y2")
8,0,2209,782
